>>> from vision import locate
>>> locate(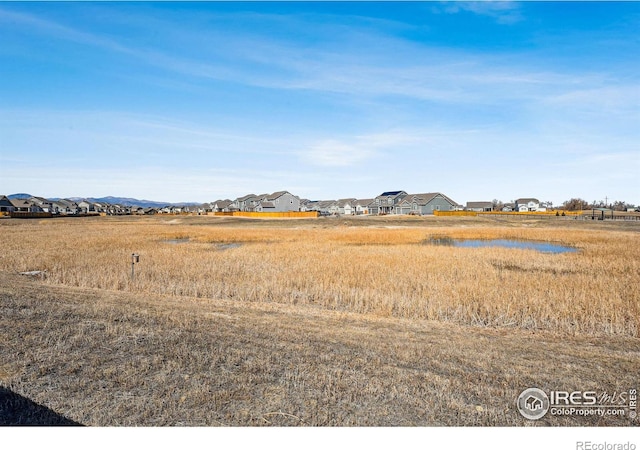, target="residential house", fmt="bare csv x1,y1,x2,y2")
0,195,15,213
466,201,494,212
502,203,515,212
306,200,336,215
232,194,259,212
77,200,96,214
396,196,414,215
255,191,300,212
29,196,55,213
211,200,233,212
298,199,311,212
371,191,408,215
92,202,107,214
328,202,341,215
354,199,373,215
249,194,270,211
55,199,79,215
515,198,541,212
195,204,208,215
255,201,274,212
49,201,64,215
336,198,356,215
10,198,43,213
400,193,459,215
107,204,132,215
